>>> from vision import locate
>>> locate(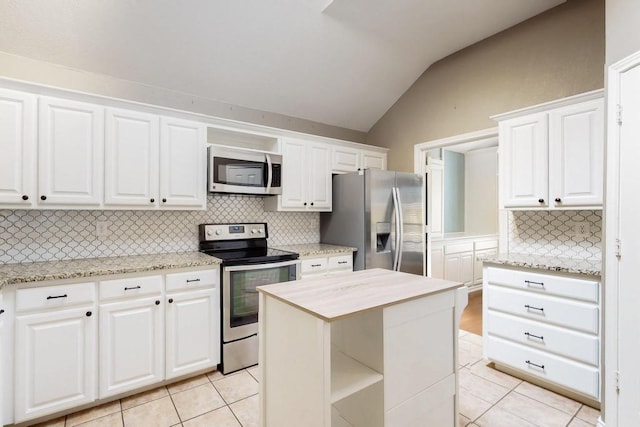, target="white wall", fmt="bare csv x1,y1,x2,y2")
606,0,640,64
464,147,498,235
